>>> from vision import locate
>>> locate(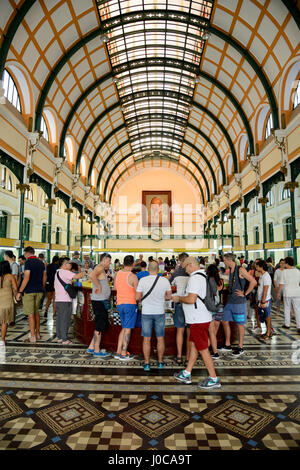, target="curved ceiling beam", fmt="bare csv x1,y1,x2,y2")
208,26,279,130
75,80,250,172
88,125,220,191
0,0,36,77
104,155,205,204
281,0,300,29
61,79,237,171
94,137,216,198
3,8,281,135
59,72,113,156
